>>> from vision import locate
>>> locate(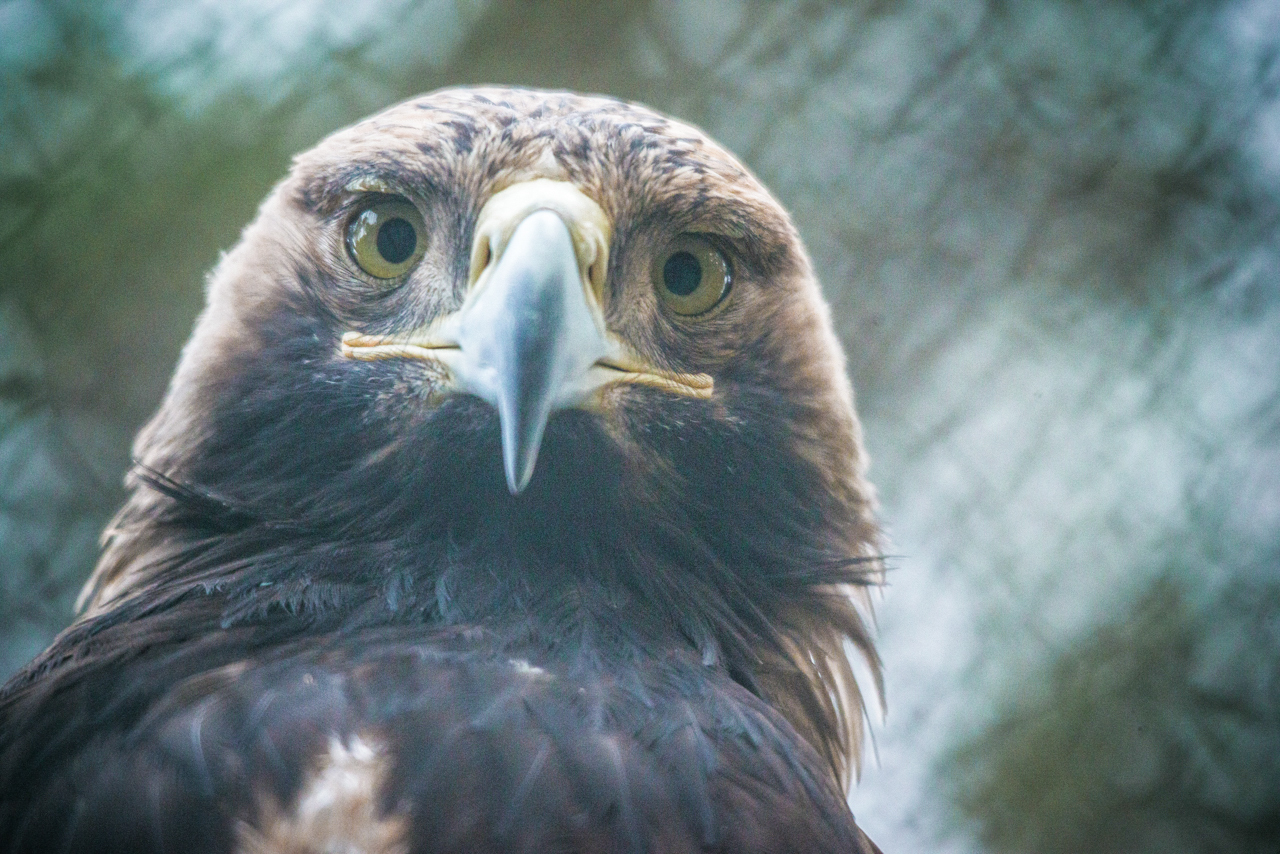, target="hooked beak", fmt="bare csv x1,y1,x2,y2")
341,179,712,494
